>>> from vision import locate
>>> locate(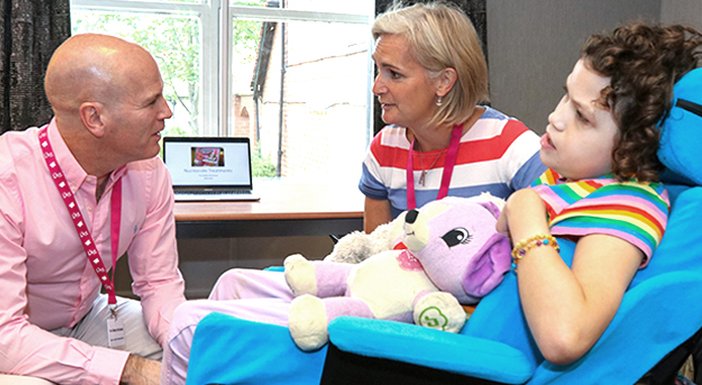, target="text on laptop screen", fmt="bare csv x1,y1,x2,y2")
163,138,252,188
